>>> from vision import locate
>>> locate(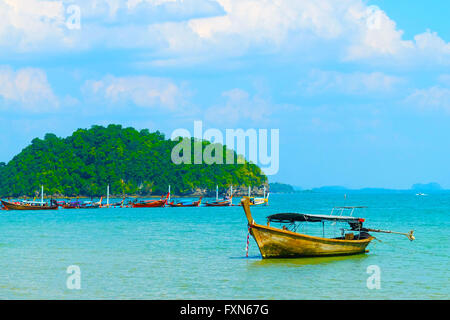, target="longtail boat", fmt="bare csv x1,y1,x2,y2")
106,198,127,208
62,200,82,209
204,198,232,207
247,196,269,206
1,199,58,210
1,185,58,210
131,193,169,208
62,201,101,209
168,197,202,207
241,197,414,259
241,186,269,206
62,197,102,209
204,186,233,207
